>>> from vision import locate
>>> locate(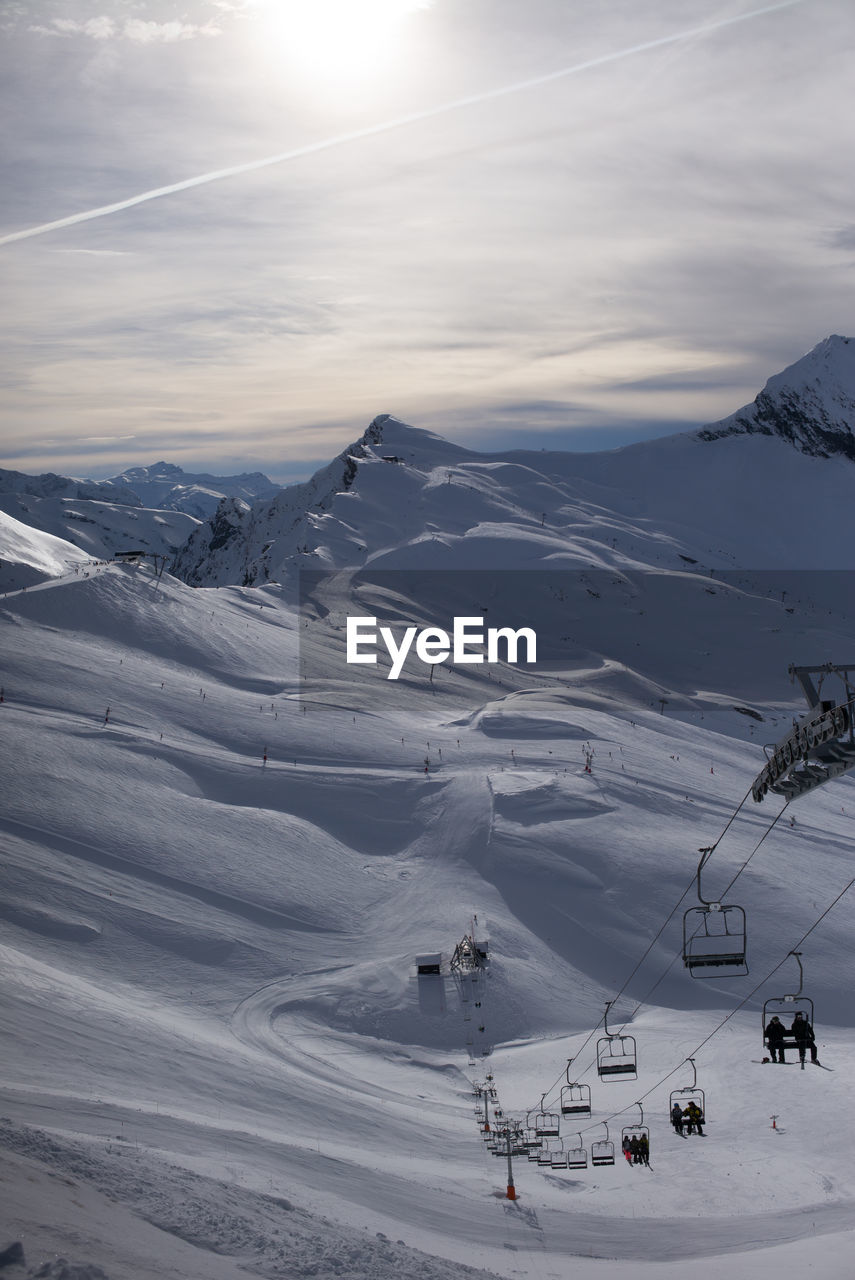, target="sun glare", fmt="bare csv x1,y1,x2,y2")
257,0,429,86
